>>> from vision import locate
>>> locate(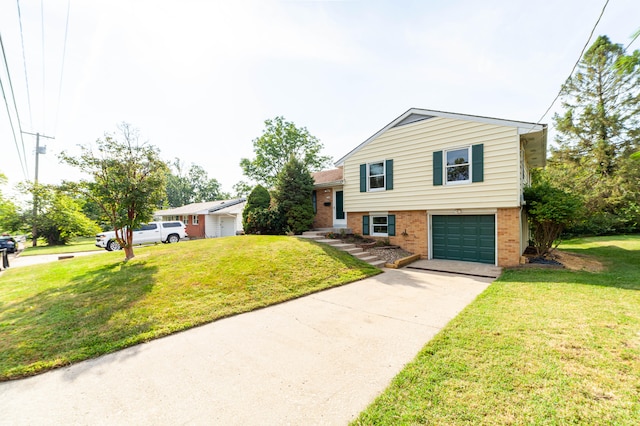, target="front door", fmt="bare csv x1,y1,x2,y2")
333,190,346,227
